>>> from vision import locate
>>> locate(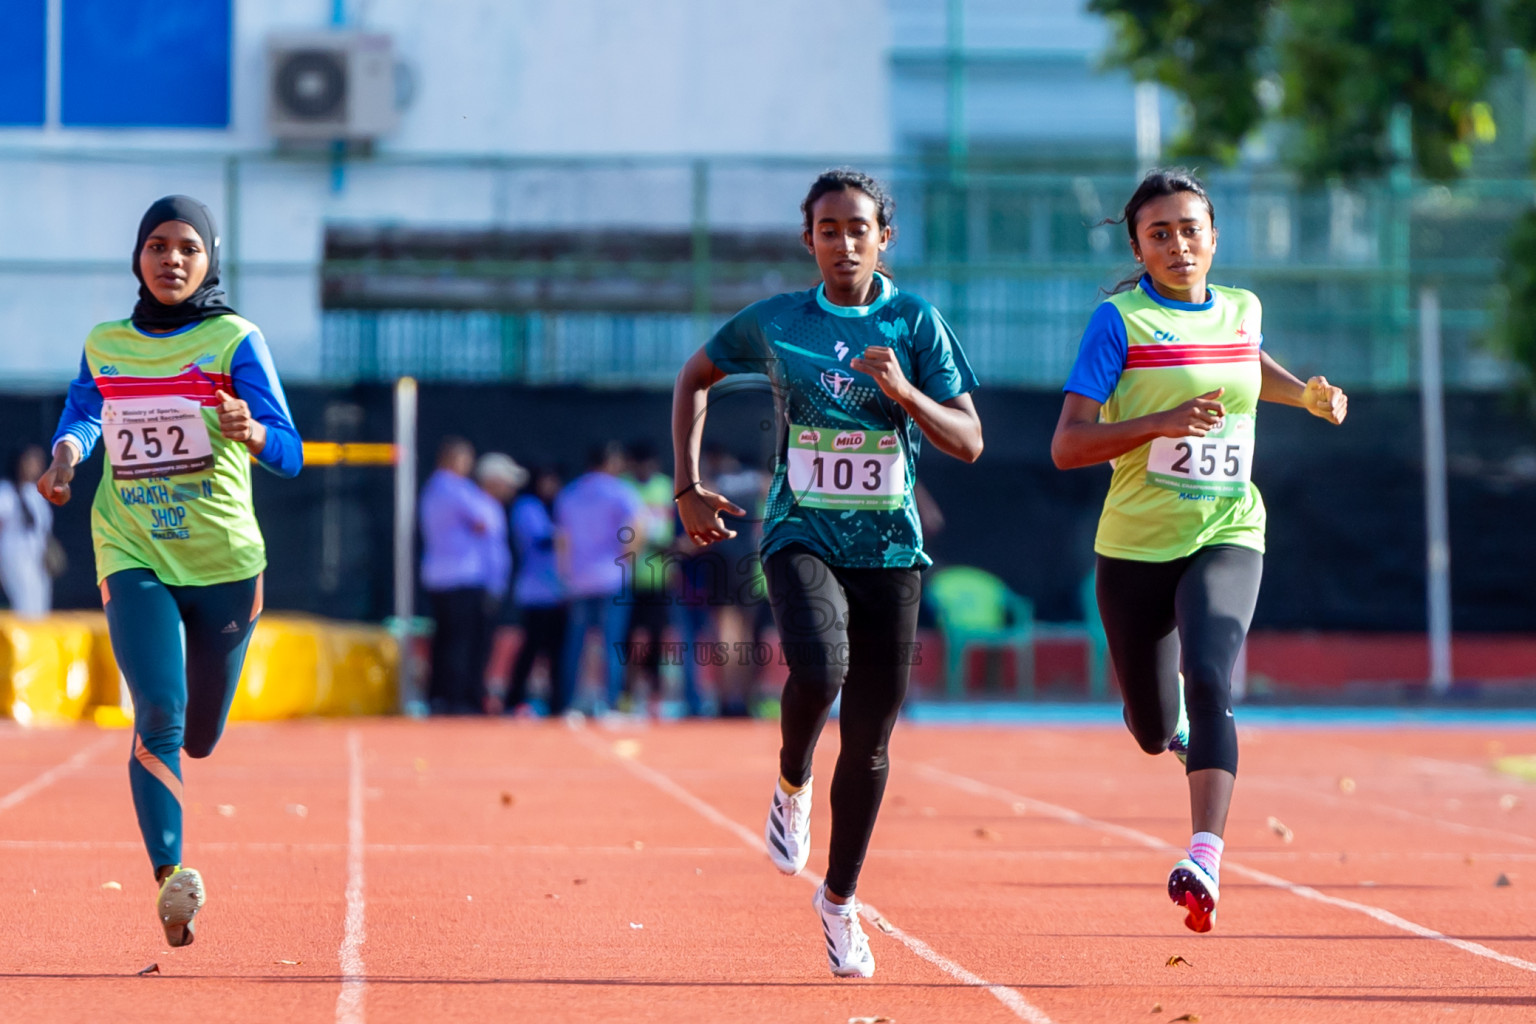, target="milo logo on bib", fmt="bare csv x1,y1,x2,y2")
833,431,865,451
785,422,906,511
